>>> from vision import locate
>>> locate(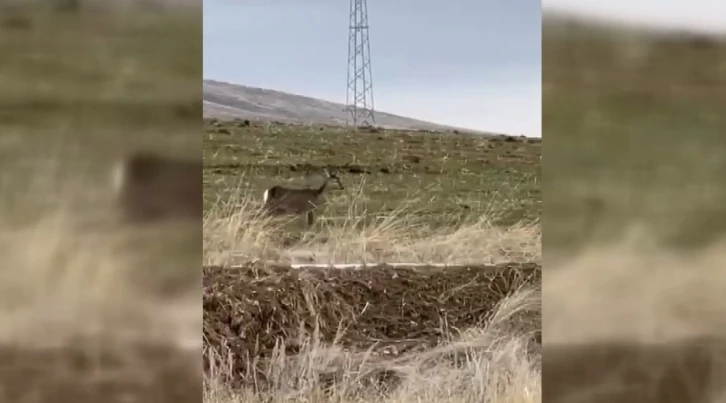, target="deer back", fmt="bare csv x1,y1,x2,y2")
264,186,325,214
113,152,202,222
